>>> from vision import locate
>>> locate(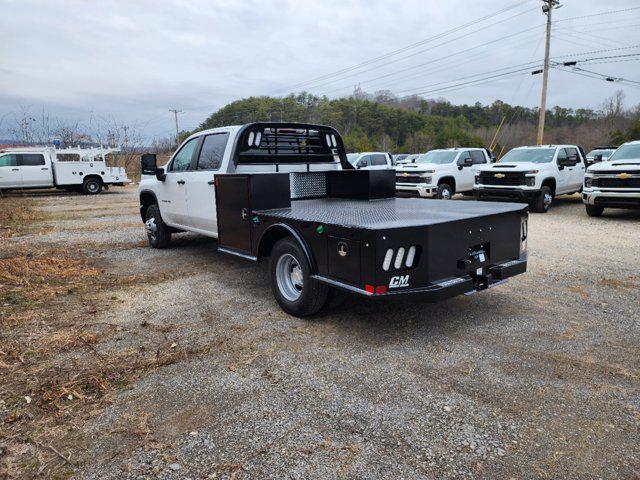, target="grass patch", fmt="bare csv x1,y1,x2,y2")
0,198,45,237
